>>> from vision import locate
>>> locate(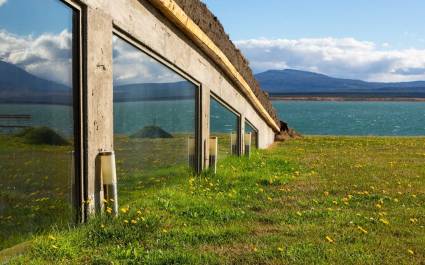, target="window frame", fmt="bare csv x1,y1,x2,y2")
210,93,242,156
245,118,259,149
58,0,85,223
111,28,203,173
